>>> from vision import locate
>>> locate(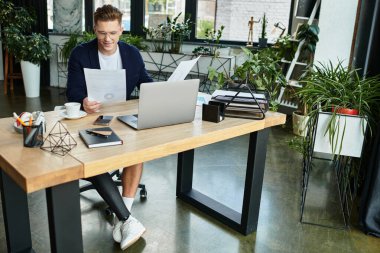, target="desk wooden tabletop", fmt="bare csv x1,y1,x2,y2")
0,101,286,192
0,115,83,193
62,101,286,178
